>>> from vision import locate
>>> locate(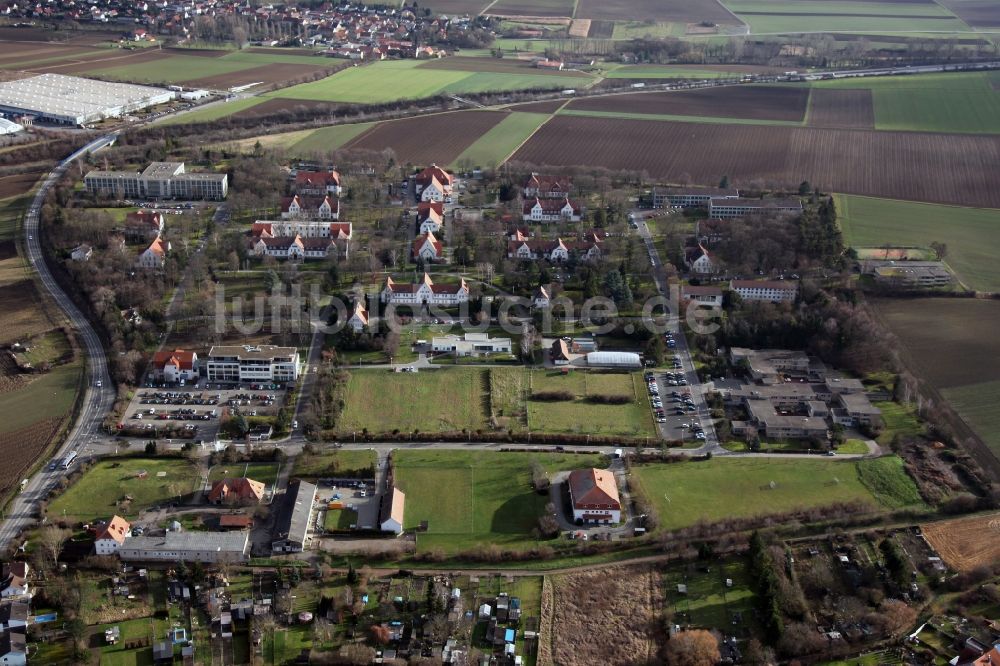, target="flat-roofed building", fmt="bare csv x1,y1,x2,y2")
709,197,802,219
118,531,249,563
681,285,723,307
730,279,799,303
205,345,299,383
653,186,739,209
730,347,811,381
431,332,512,356
0,73,174,125
865,260,953,288
85,161,227,200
